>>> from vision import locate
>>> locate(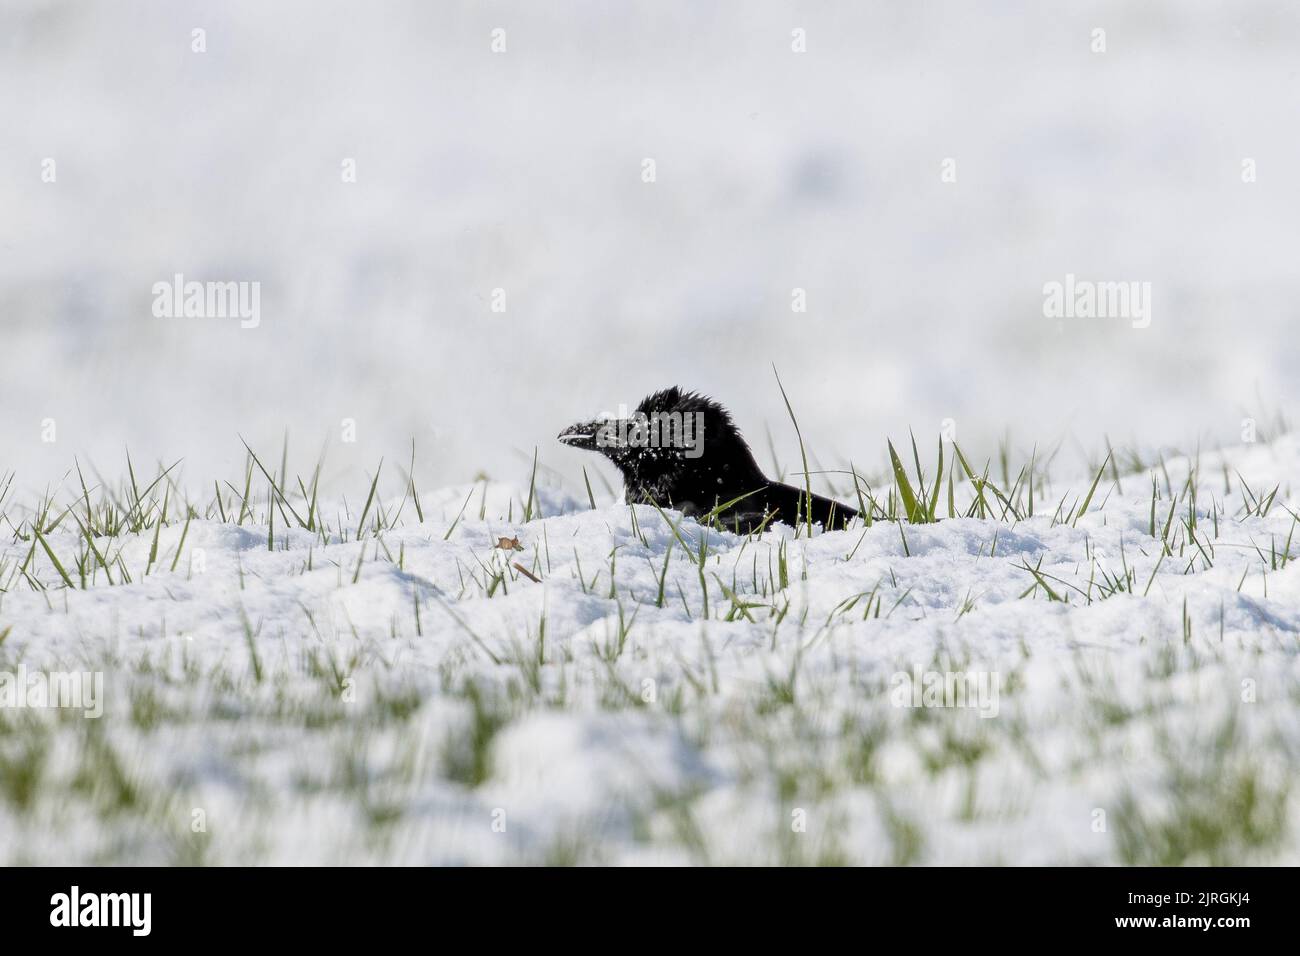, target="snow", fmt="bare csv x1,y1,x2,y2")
3,0,1299,865
1,436,1297,864
4,1,1300,495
